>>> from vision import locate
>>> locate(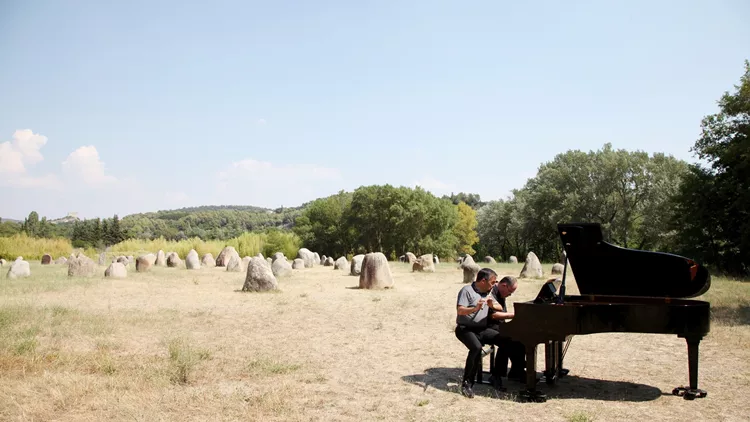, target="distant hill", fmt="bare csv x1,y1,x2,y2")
120,204,306,240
